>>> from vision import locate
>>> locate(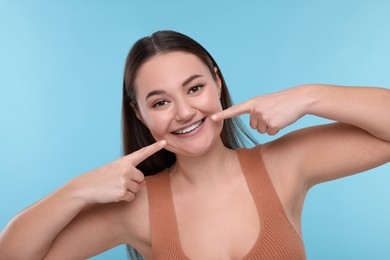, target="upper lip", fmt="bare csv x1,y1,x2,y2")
171,117,205,133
